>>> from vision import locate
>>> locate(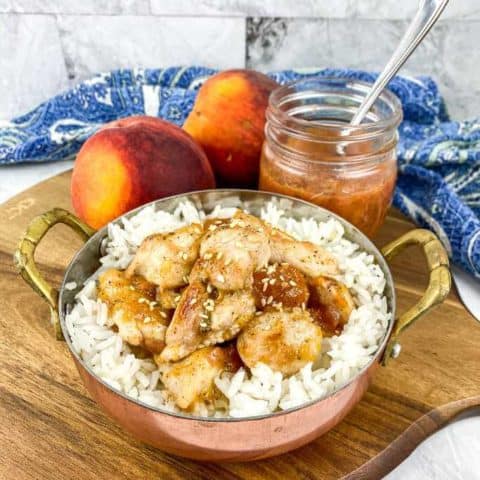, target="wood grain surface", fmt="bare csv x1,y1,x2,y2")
0,171,478,480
